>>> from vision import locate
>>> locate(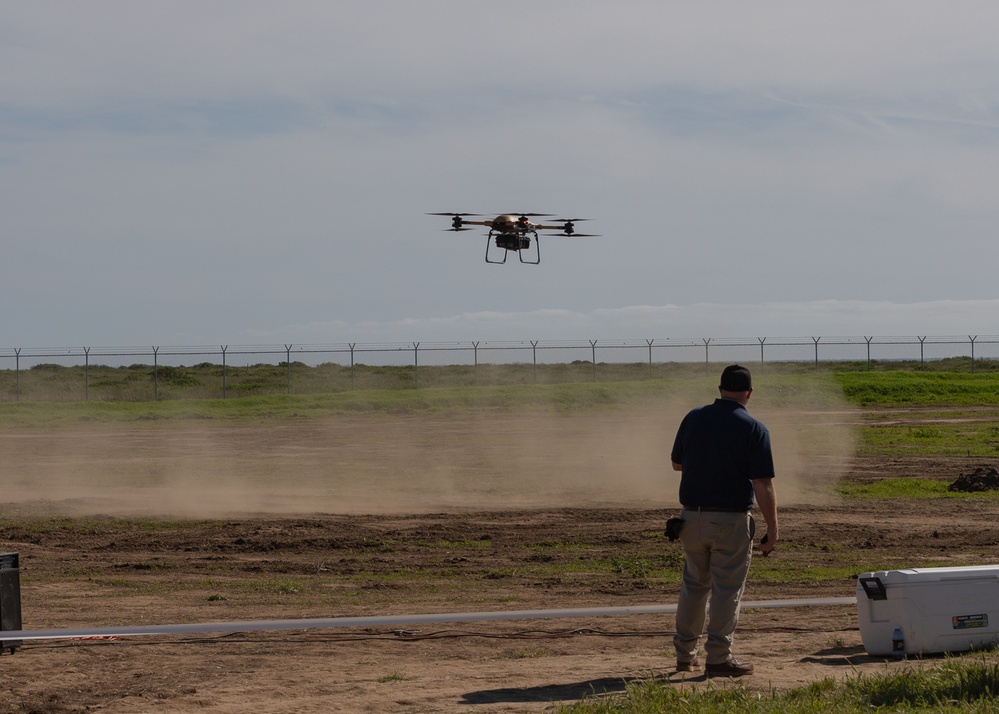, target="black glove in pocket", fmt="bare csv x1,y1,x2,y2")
665,517,685,542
